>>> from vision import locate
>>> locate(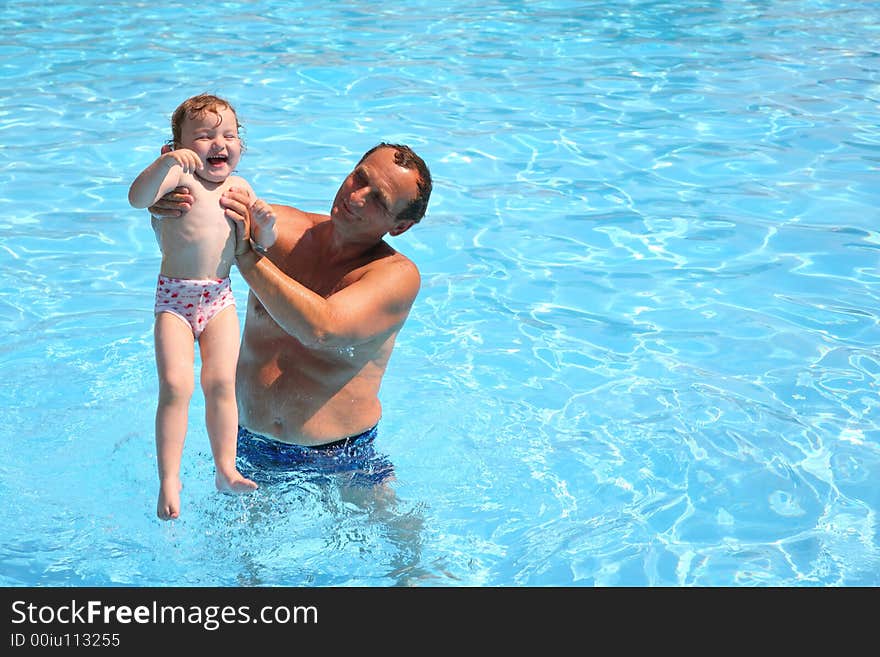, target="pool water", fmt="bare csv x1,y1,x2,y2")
1,0,879,586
